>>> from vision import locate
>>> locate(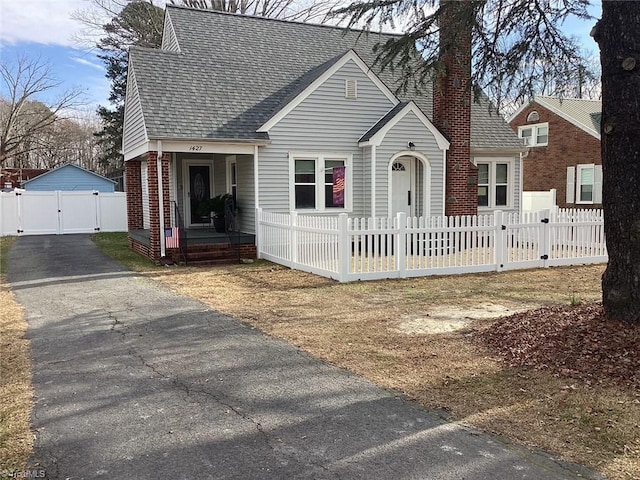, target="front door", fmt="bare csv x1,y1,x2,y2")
187,164,212,226
391,158,412,216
